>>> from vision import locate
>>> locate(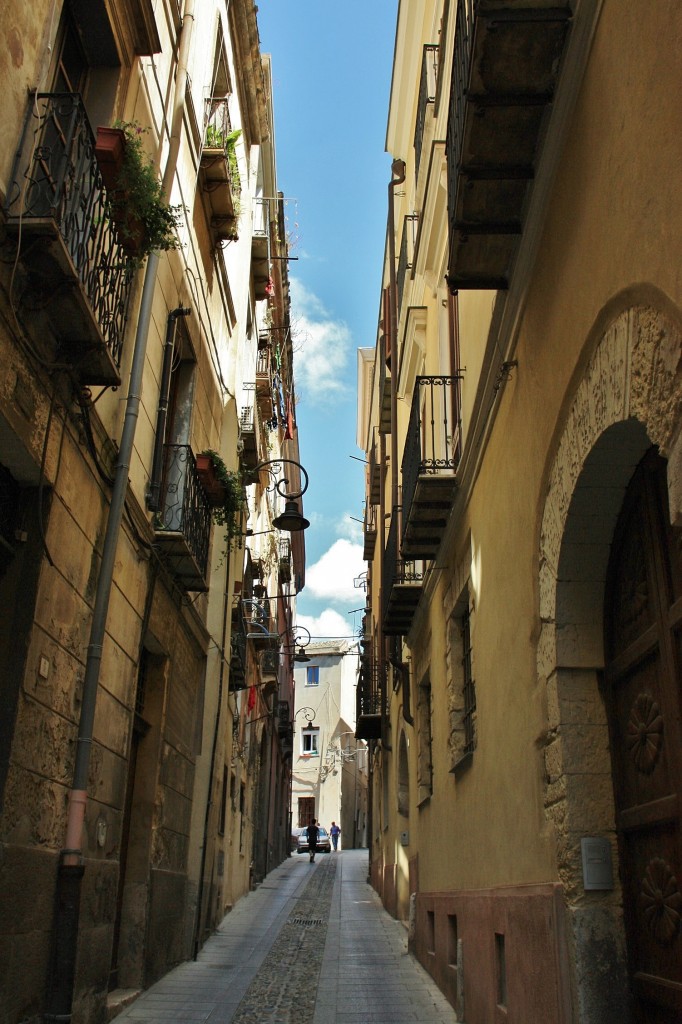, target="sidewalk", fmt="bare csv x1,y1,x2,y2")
112,849,458,1023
